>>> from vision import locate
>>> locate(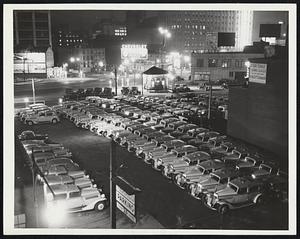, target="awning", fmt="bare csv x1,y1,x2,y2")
142,66,168,75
